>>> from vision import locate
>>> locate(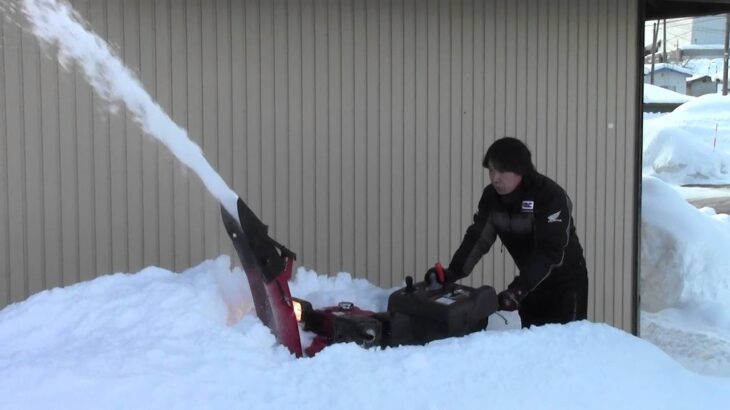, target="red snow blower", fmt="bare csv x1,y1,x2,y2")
221,197,498,357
